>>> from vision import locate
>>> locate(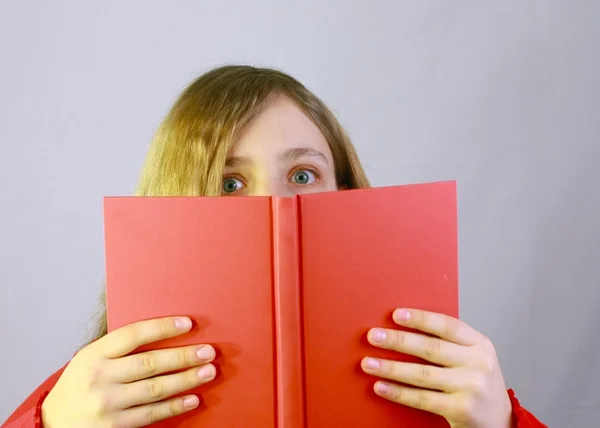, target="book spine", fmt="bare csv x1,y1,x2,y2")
271,197,305,428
